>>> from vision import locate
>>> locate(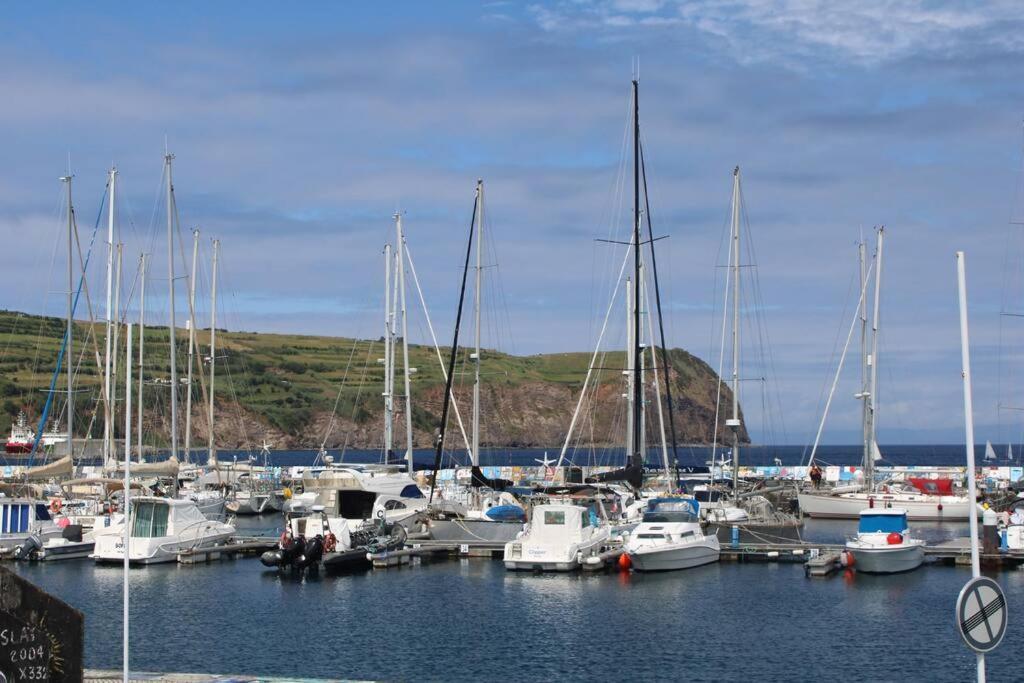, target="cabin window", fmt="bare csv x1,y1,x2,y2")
581,512,590,528
399,484,424,499
678,530,695,540
336,491,377,519
637,533,665,539
132,502,170,538
2,504,31,533
384,500,407,511
543,510,565,525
